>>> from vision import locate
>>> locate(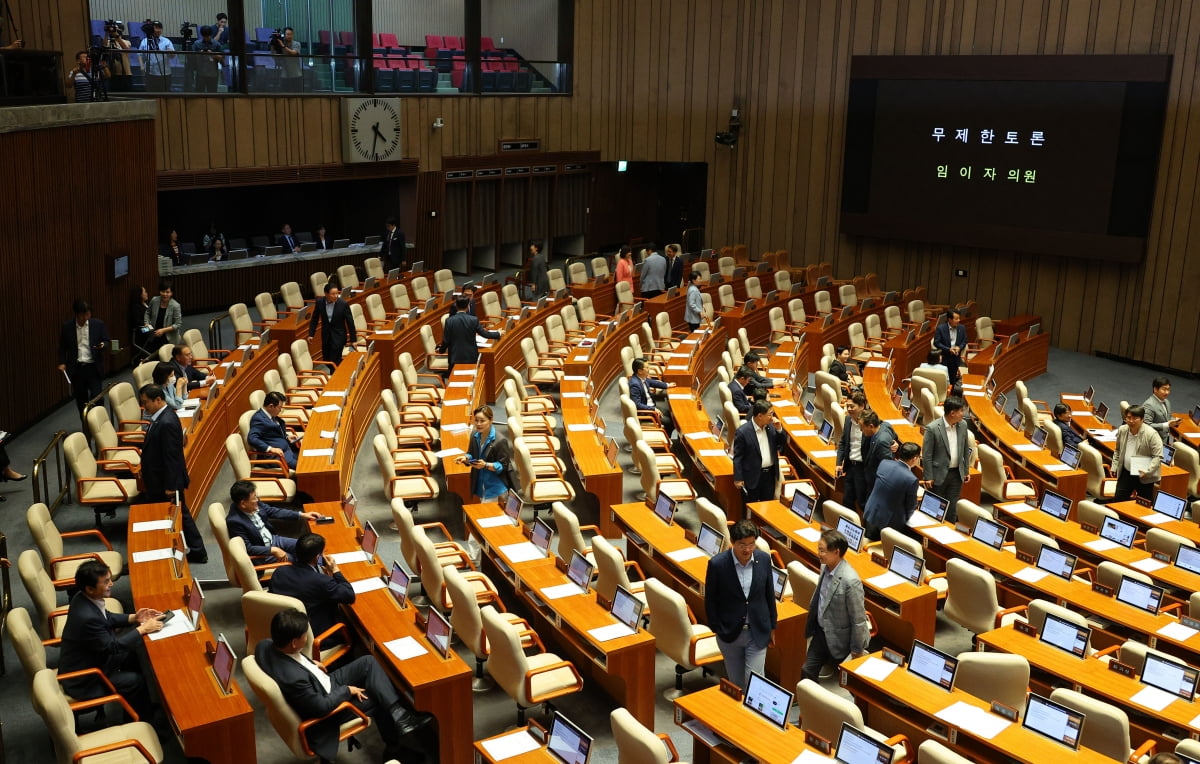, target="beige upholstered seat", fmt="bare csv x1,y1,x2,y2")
446,564,537,692
1097,560,1153,590
229,302,261,345
280,281,305,311
226,433,296,503
1172,442,1200,497
820,499,859,531
787,561,818,608
241,590,349,666
954,500,993,533
32,668,165,764
363,257,385,280
568,262,588,285
337,263,360,291
513,439,575,505
289,338,333,381
1049,688,1154,763
644,577,721,699
411,276,432,302
520,337,564,388
309,271,329,298
412,527,497,610
547,268,566,293
107,382,149,441
27,502,123,589
372,435,439,508
794,678,911,762
1145,527,1195,561
481,604,584,724
918,740,973,764
635,441,696,504
389,283,412,312
610,707,682,764
552,502,598,567
591,256,611,279
1013,526,1059,560
434,268,455,294
912,366,948,403
941,558,1023,635
954,652,1029,711
979,443,1036,501
85,406,141,469
879,529,946,595
593,536,648,611
64,432,139,523
1178,740,1200,760
1079,443,1118,498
